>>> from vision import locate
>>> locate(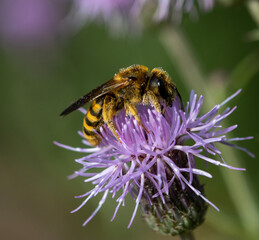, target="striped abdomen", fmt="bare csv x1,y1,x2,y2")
83,97,104,146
